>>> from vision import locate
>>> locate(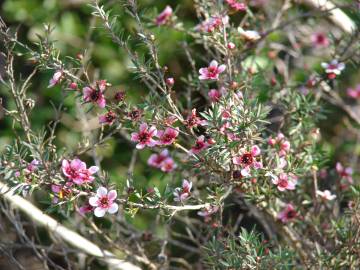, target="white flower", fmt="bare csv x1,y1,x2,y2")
316,190,336,201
